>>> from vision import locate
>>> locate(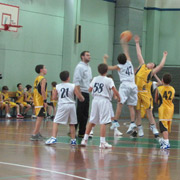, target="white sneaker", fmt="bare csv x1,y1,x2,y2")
110,120,120,130
81,139,87,147
89,130,94,138
126,122,137,134
159,138,164,146
45,137,57,145
114,129,123,136
99,142,112,149
150,125,159,135
138,125,144,137
5,113,11,118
